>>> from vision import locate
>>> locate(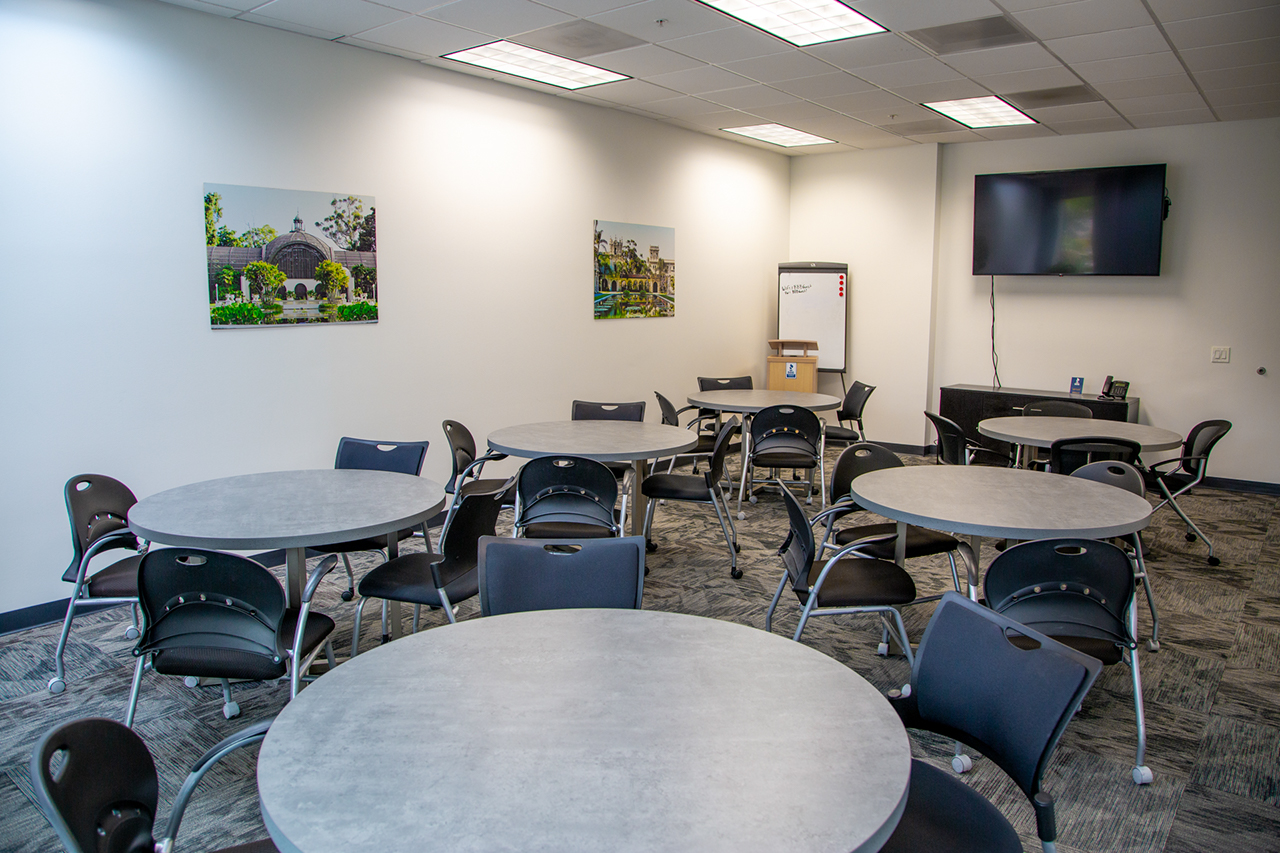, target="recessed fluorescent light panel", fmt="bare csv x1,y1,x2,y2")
443,41,627,90
923,96,1036,128
723,124,835,147
697,0,885,46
